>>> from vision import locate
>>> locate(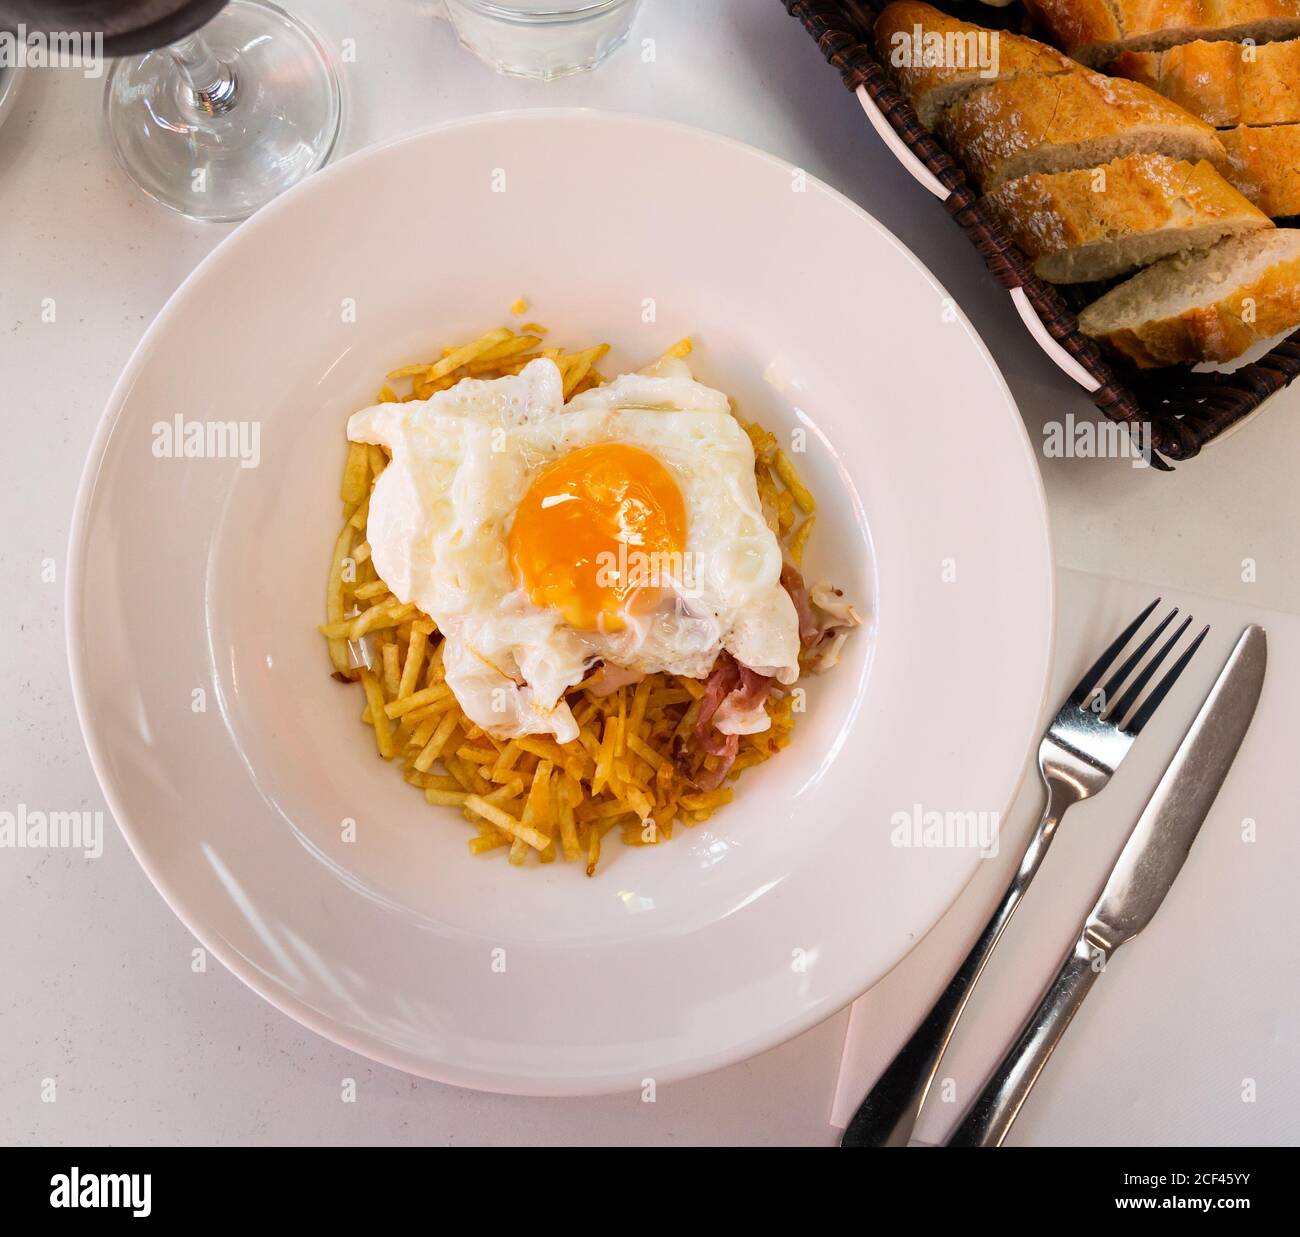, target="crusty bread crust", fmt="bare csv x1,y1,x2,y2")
1079,232,1300,366
867,1,1300,366
984,154,1270,282
1110,38,1300,126
1025,0,1121,59
1027,0,1300,66
873,1,1080,127
938,71,1225,190
1109,49,1162,89
1221,123,1300,217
